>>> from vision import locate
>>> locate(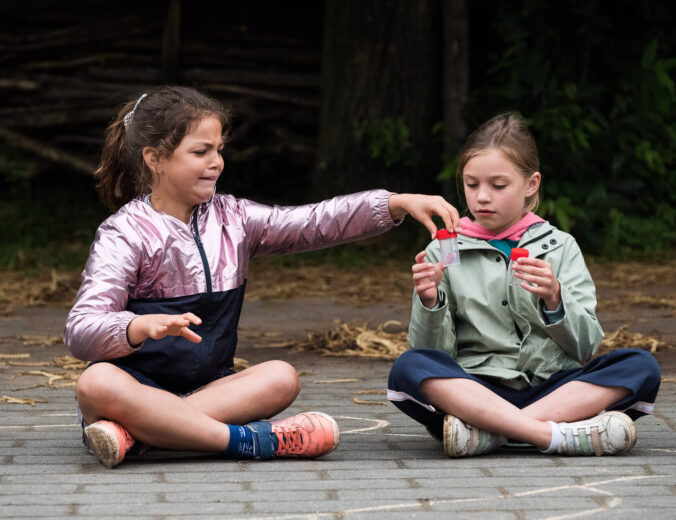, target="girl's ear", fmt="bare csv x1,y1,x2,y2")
142,146,162,175
526,172,541,196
